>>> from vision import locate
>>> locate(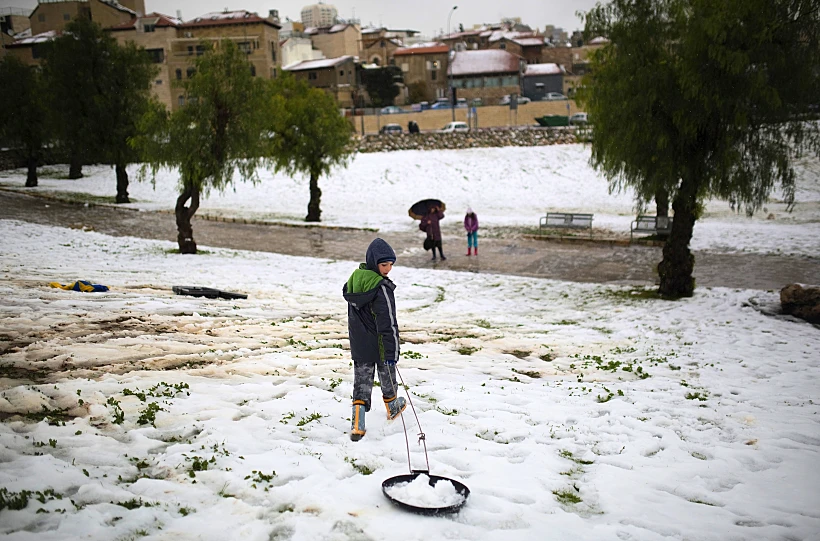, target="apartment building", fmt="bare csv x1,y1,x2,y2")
283,55,357,107
393,42,449,101
448,49,522,103
300,3,337,28
111,10,282,110
305,23,360,59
